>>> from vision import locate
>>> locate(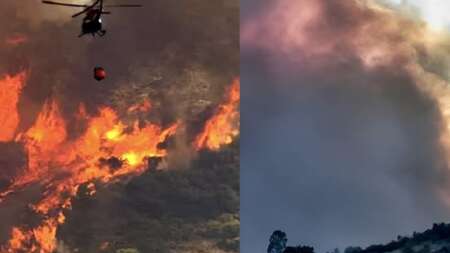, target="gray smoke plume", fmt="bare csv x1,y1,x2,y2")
241,0,450,252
